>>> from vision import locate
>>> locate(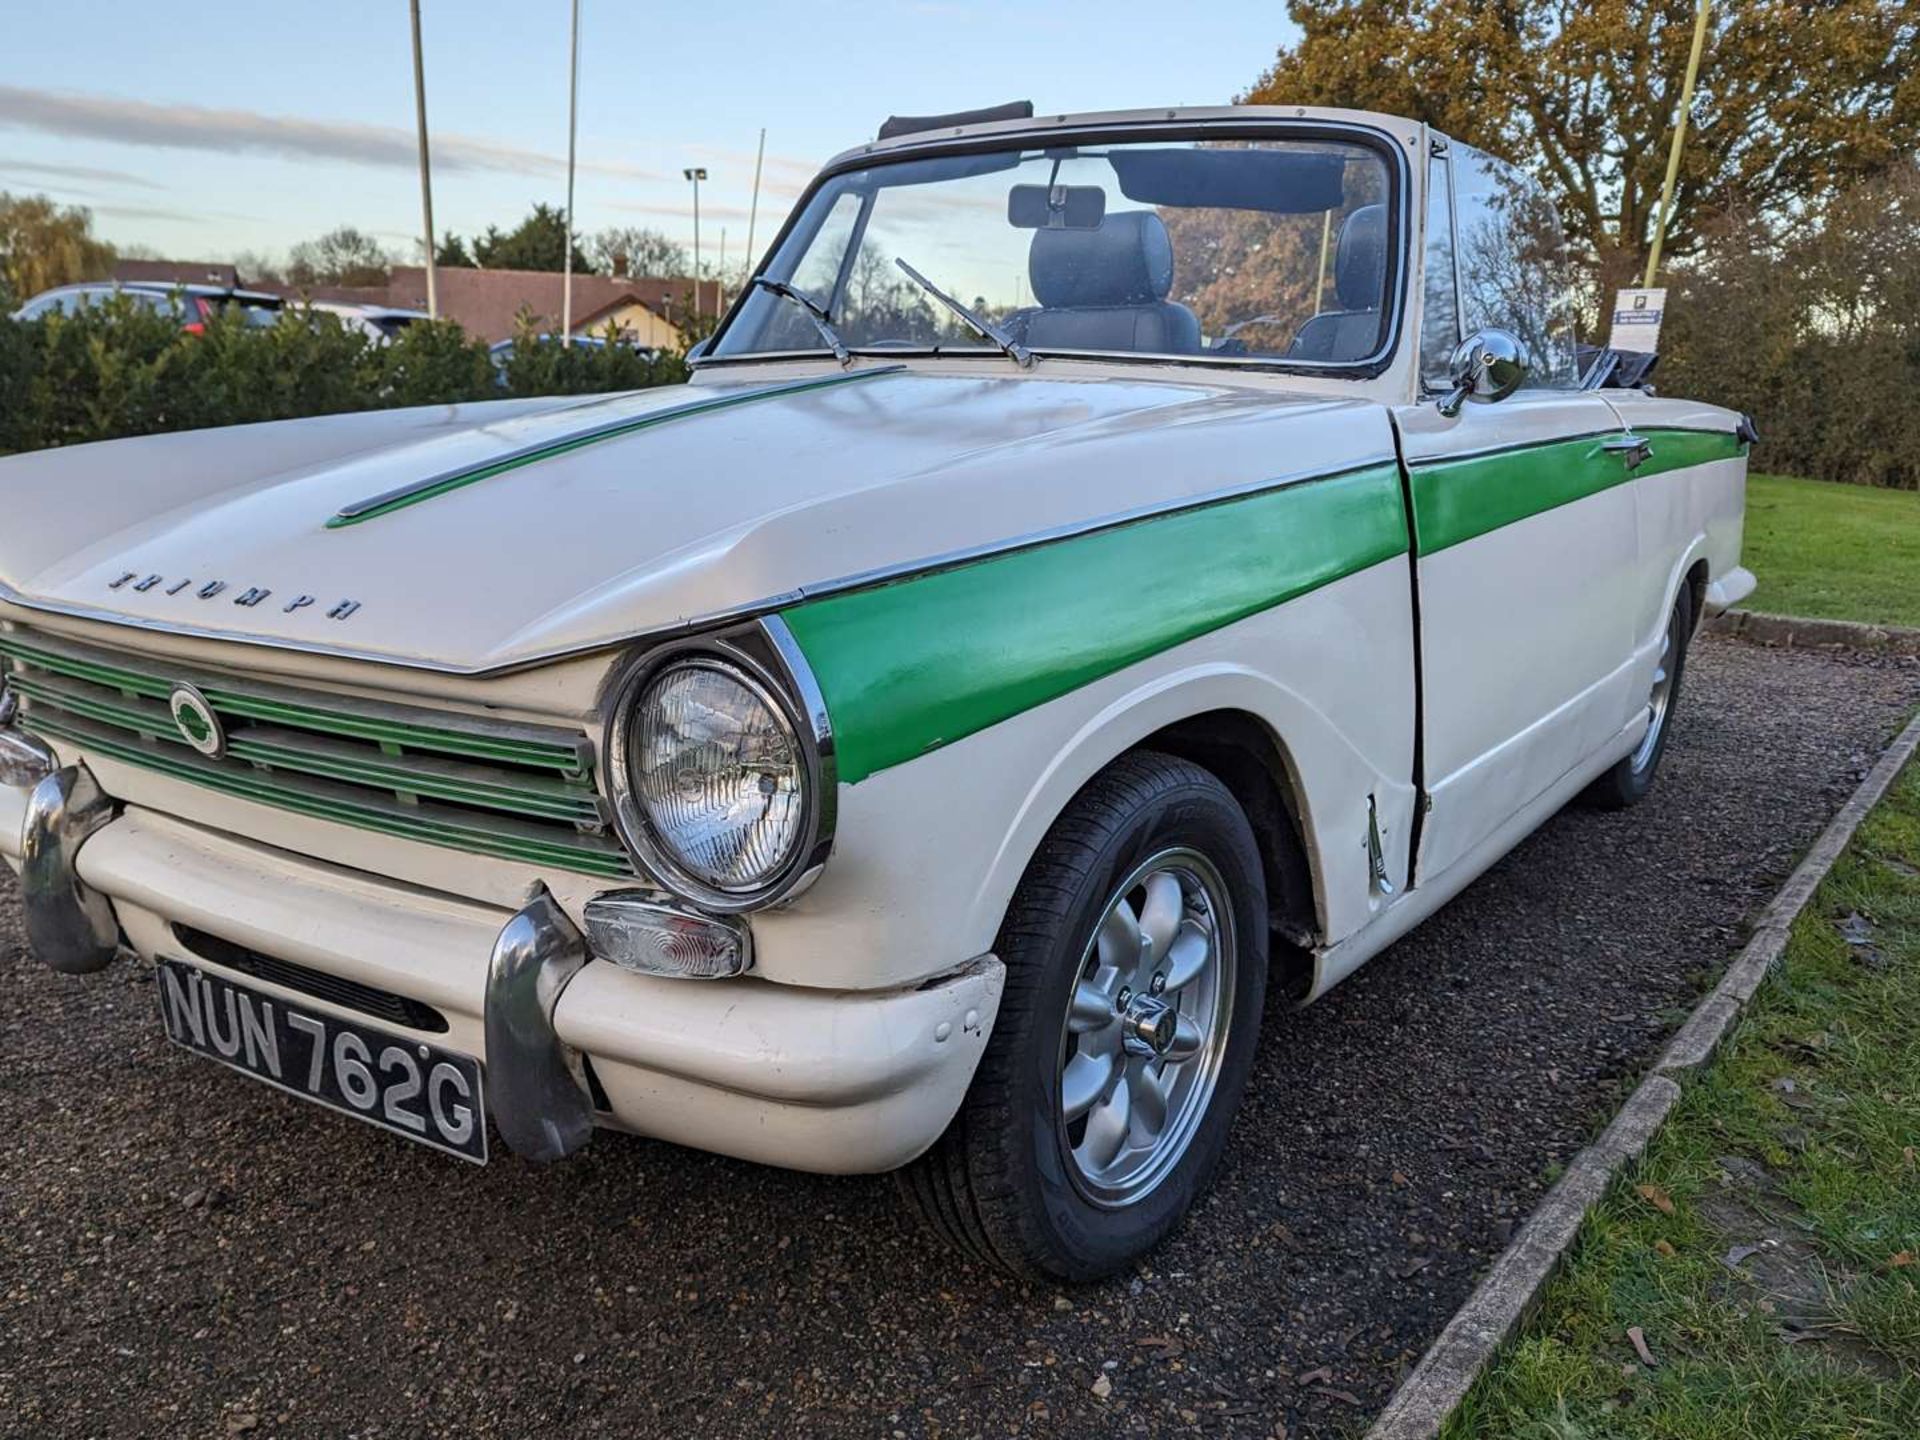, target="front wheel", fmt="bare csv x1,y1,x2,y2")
1580,583,1694,810
899,751,1268,1281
